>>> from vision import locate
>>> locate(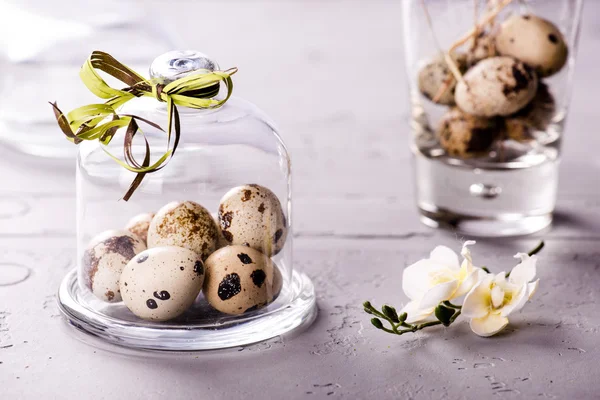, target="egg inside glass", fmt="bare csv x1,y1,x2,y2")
57,50,316,351
403,0,583,236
